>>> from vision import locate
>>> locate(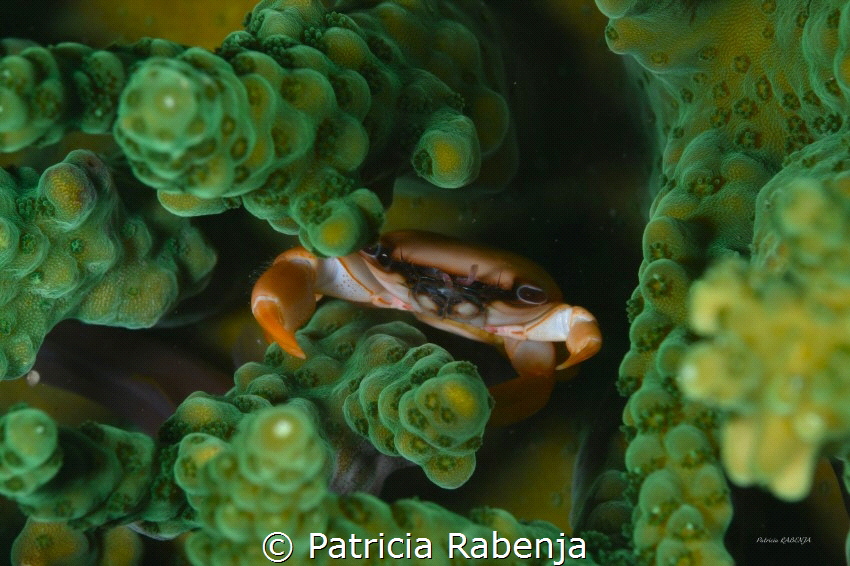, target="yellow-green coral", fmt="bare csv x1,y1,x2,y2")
0,149,215,378
0,405,168,532
11,520,143,566
0,40,72,150
595,0,850,562
144,0,515,255
343,347,489,488
174,401,330,564
0,38,180,149
20,0,850,562
0,407,61,495
0,299,587,564
680,131,850,501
